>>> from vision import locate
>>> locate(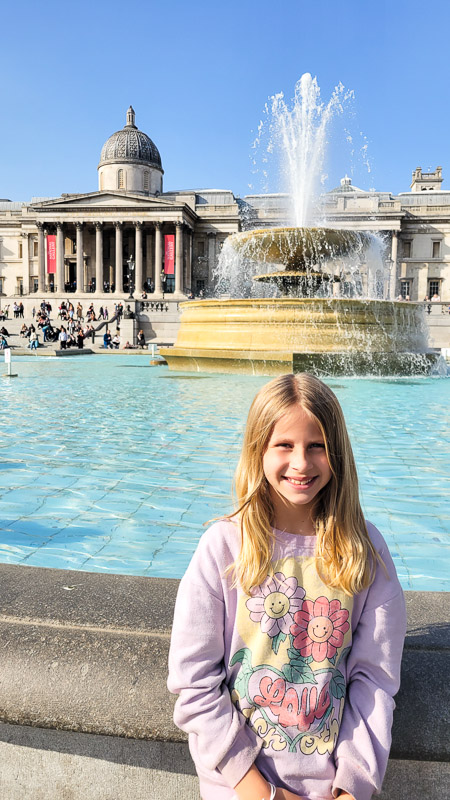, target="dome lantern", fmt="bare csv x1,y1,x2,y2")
98,108,163,195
